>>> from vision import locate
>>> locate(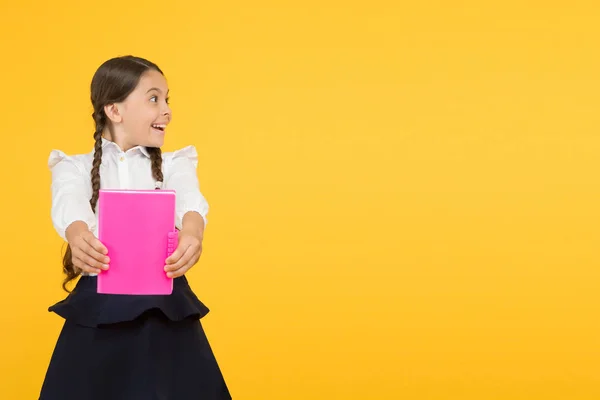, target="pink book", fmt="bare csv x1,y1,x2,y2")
97,189,178,295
